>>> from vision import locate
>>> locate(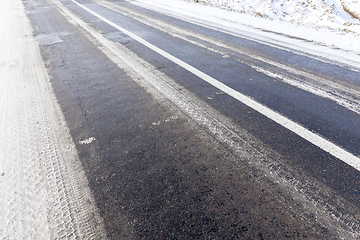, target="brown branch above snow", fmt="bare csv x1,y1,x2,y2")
340,0,360,21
